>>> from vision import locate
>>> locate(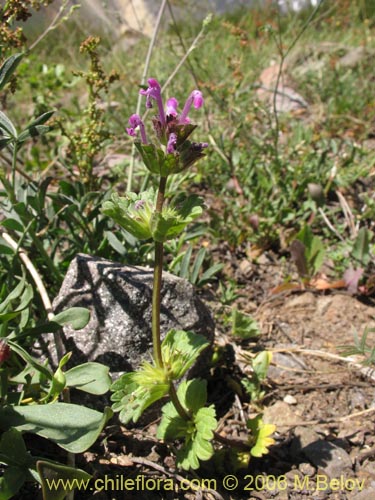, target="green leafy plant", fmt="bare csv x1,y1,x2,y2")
0,275,112,499
230,308,261,339
291,224,326,281
0,52,114,499
338,326,375,366
104,77,275,471
242,351,273,402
